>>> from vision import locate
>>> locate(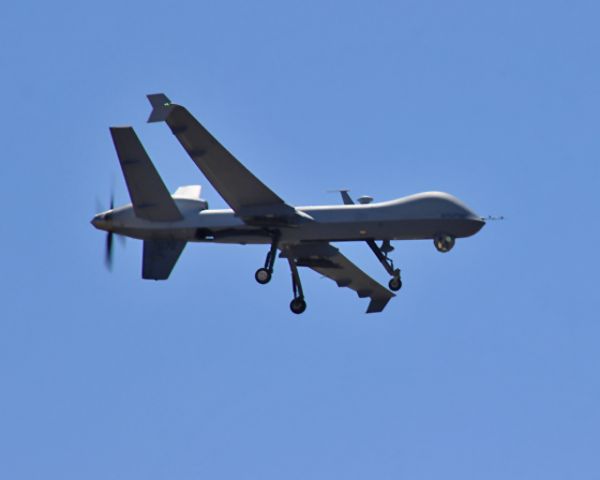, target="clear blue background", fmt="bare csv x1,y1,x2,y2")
1,1,599,478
